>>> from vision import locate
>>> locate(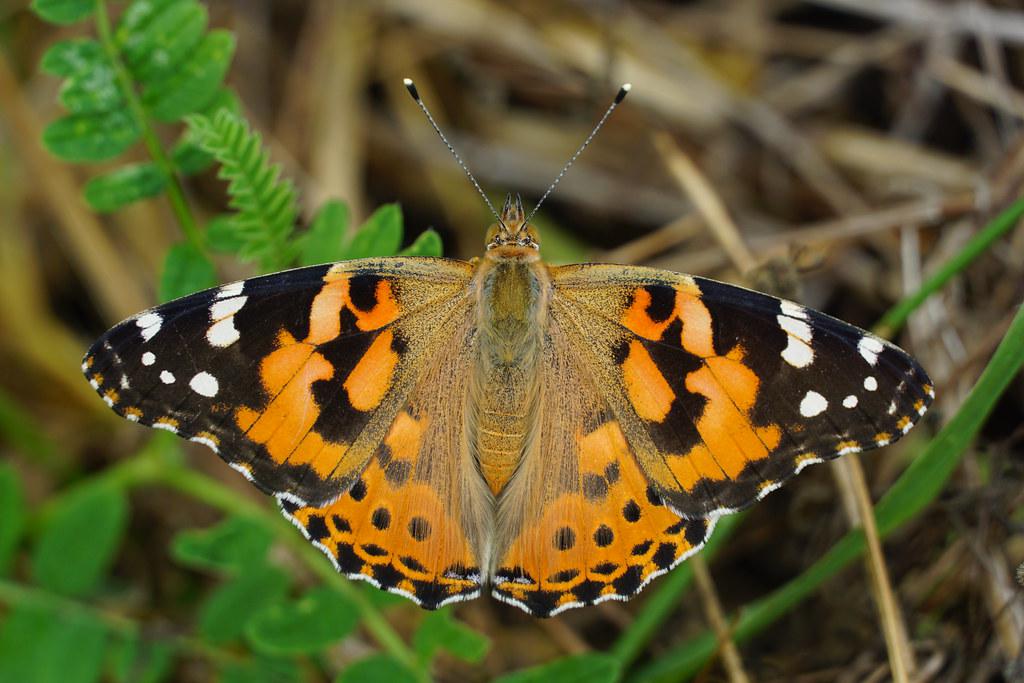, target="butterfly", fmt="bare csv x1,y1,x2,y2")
82,84,933,617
